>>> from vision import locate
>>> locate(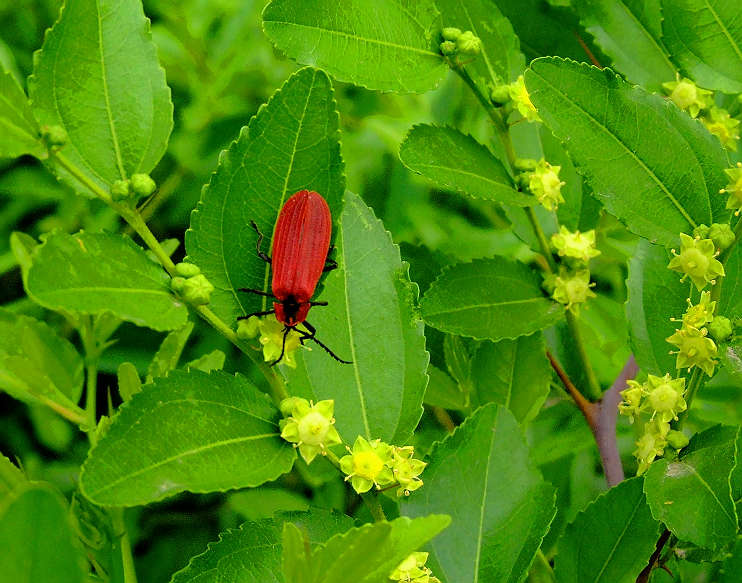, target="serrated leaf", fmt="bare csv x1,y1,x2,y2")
422,256,564,341
555,477,661,583
0,483,87,583
0,307,84,411
0,69,46,159
0,454,25,497
626,240,687,375
262,0,446,93
186,67,343,325
283,522,312,583
311,515,450,583
80,369,296,506
424,364,467,410
147,321,193,381
720,242,742,319
662,0,742,94
435,0,524,84
170,509,354,583
399,125,533,206
470,332,551,423
287,192,427,444
403,404,556,583
29,0,172,194
525,57,728,247
644,425,739,550
573,0,675,92
185,350,226,374
26,231,187,331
